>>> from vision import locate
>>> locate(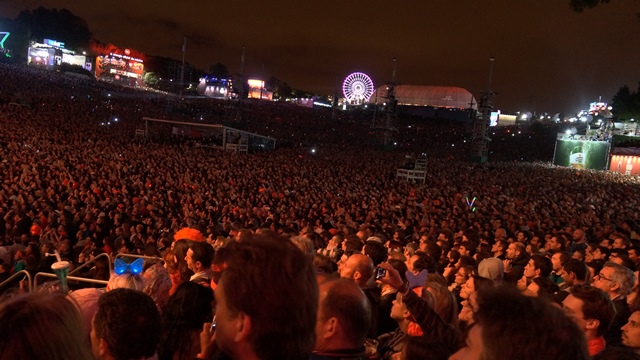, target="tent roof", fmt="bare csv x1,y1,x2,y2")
369,85,477,110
